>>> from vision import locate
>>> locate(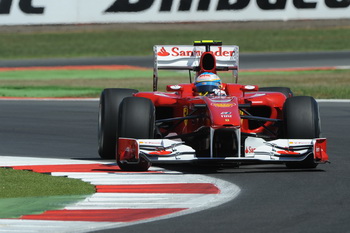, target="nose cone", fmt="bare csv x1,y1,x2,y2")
203,96,241,128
